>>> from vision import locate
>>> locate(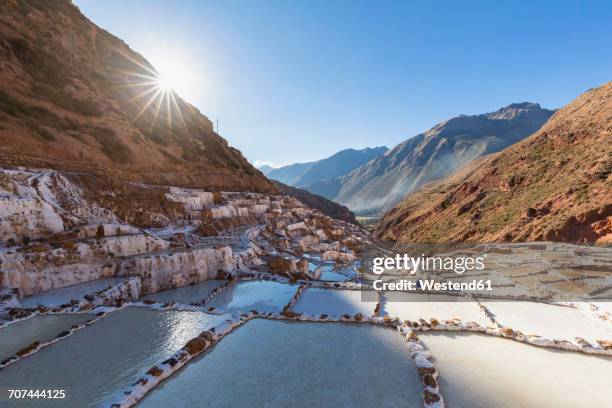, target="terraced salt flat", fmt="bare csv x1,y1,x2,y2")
20,278,126,308
205,281,298,314
292,288,378,316
482,301,612,343
0,308,226,407
382,292,490,326
139,319,423,408
141,280,225,304
419,332,612,408
0,314,92,361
